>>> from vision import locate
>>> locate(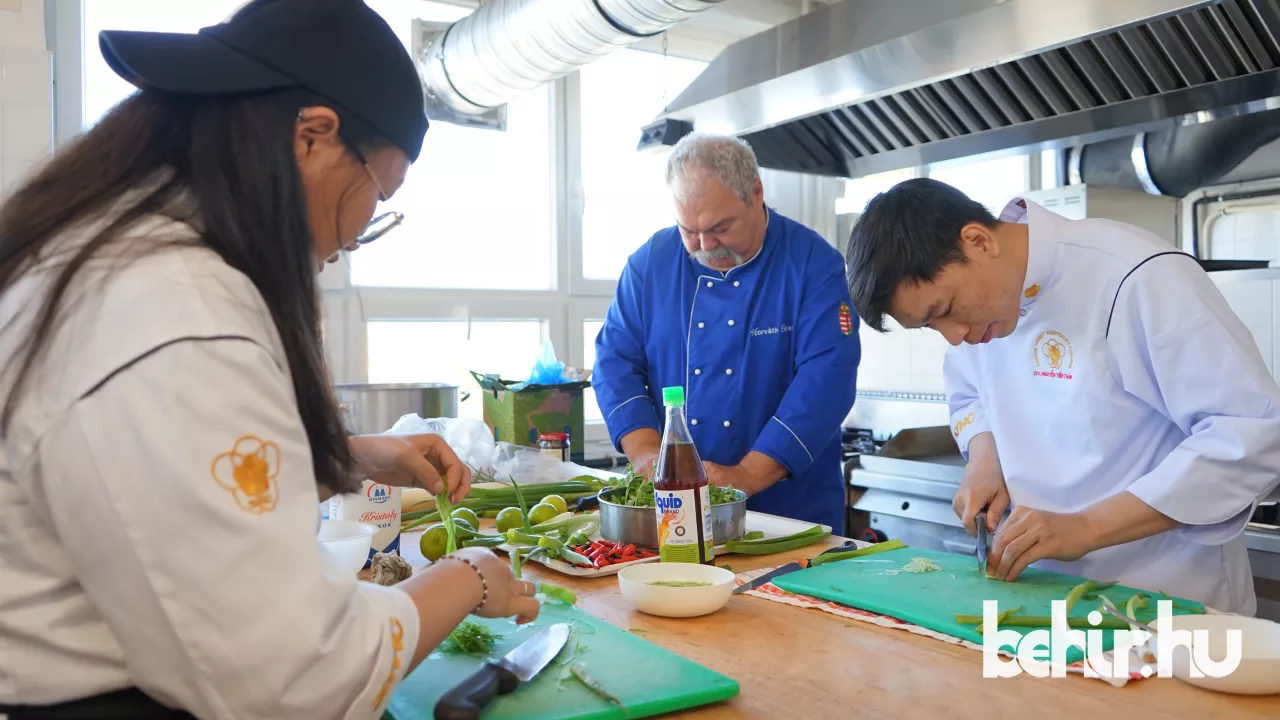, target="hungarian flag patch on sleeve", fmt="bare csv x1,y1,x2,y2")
839,302,855,336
